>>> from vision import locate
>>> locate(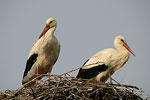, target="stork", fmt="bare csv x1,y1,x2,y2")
76,36,135,82
22,18,60,85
